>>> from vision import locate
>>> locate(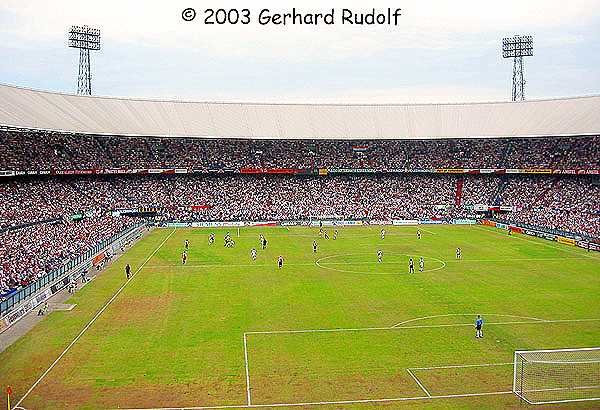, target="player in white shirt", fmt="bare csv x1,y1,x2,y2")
381,229,385,240
251,248,257,261
377,250,383,263
419,257,424,272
